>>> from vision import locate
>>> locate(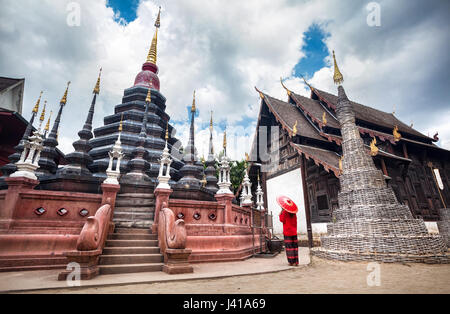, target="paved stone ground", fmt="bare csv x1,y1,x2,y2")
11,254,450,294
